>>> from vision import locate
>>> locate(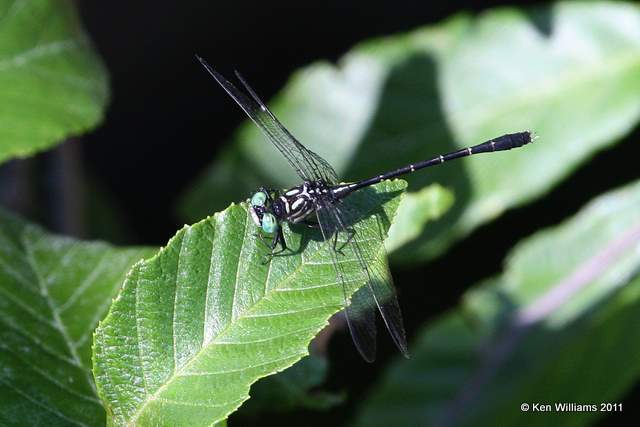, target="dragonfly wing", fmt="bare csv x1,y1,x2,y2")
336,201,408,358
315,199,377,362
197,56,338,184
345,277,378,362
315,198,408,362
349,230,408,358
233,71,339,185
